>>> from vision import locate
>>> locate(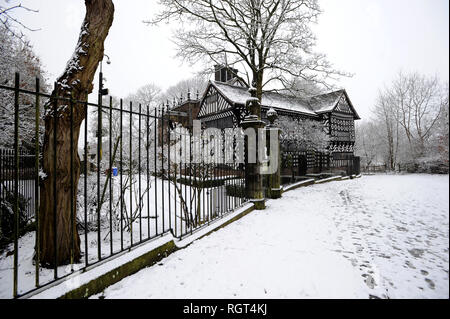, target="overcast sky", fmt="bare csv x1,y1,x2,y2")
4,0,449,121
